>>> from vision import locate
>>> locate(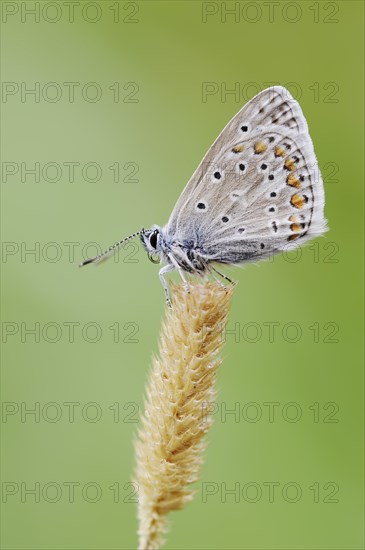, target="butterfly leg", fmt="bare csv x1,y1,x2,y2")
210,265,235,285
169,254,190,294
207,268,226,288
159,263,175,308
